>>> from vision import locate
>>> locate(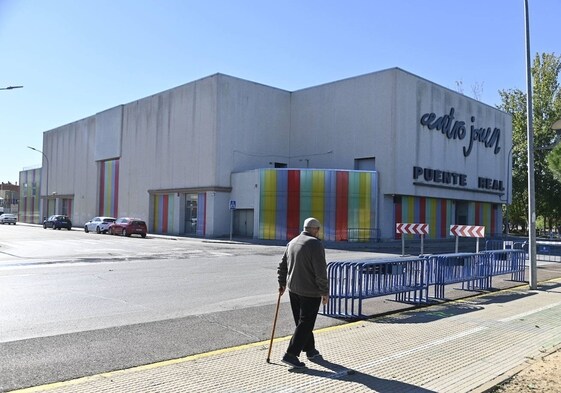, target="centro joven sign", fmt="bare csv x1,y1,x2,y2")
414,107,504,194
419,107,501,157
